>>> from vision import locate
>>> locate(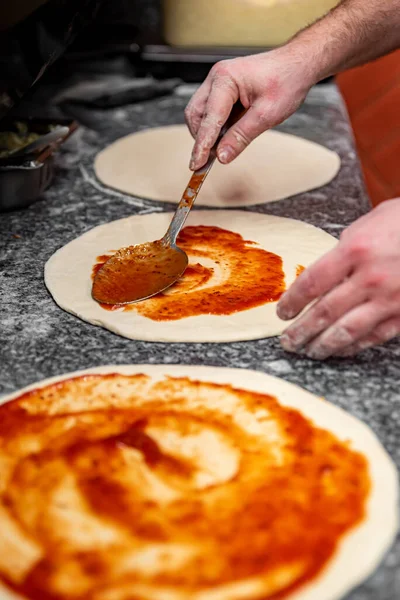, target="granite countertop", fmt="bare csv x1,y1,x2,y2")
0,84,399,599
